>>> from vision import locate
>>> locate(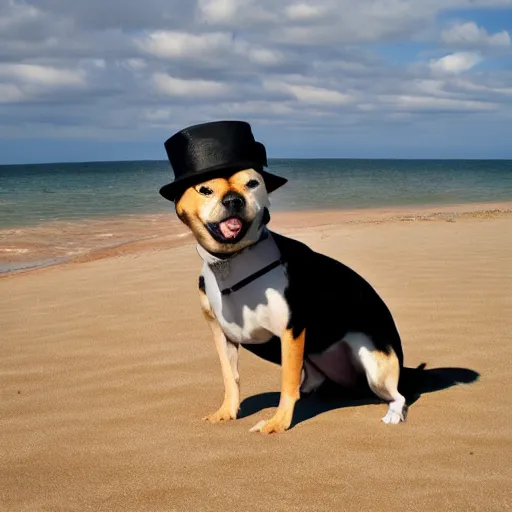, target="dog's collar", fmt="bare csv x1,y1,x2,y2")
196,229,284,296
219,258,284,296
